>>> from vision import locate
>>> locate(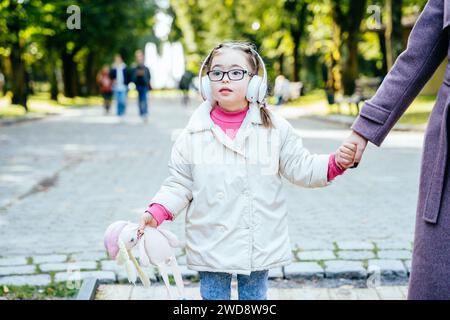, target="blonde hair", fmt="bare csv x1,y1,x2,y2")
203,41,273,128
